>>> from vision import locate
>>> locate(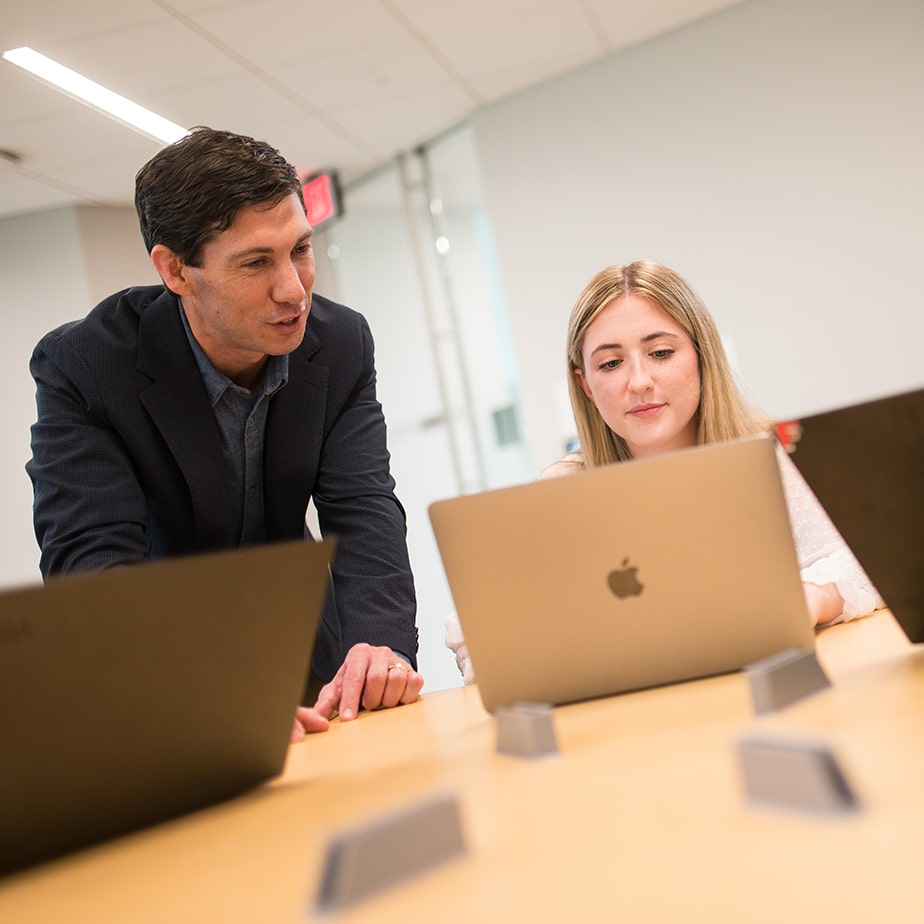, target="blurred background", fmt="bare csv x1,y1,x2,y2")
2,0,922,692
